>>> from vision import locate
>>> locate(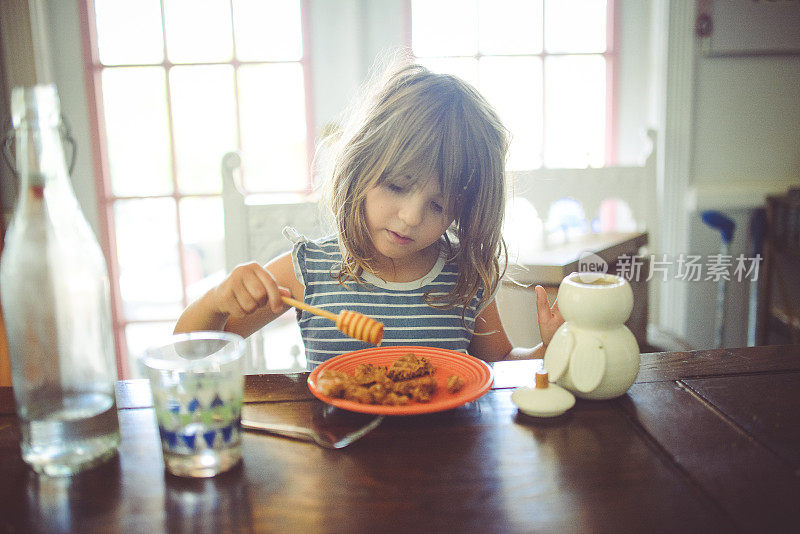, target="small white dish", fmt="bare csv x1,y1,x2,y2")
511,371,575,418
